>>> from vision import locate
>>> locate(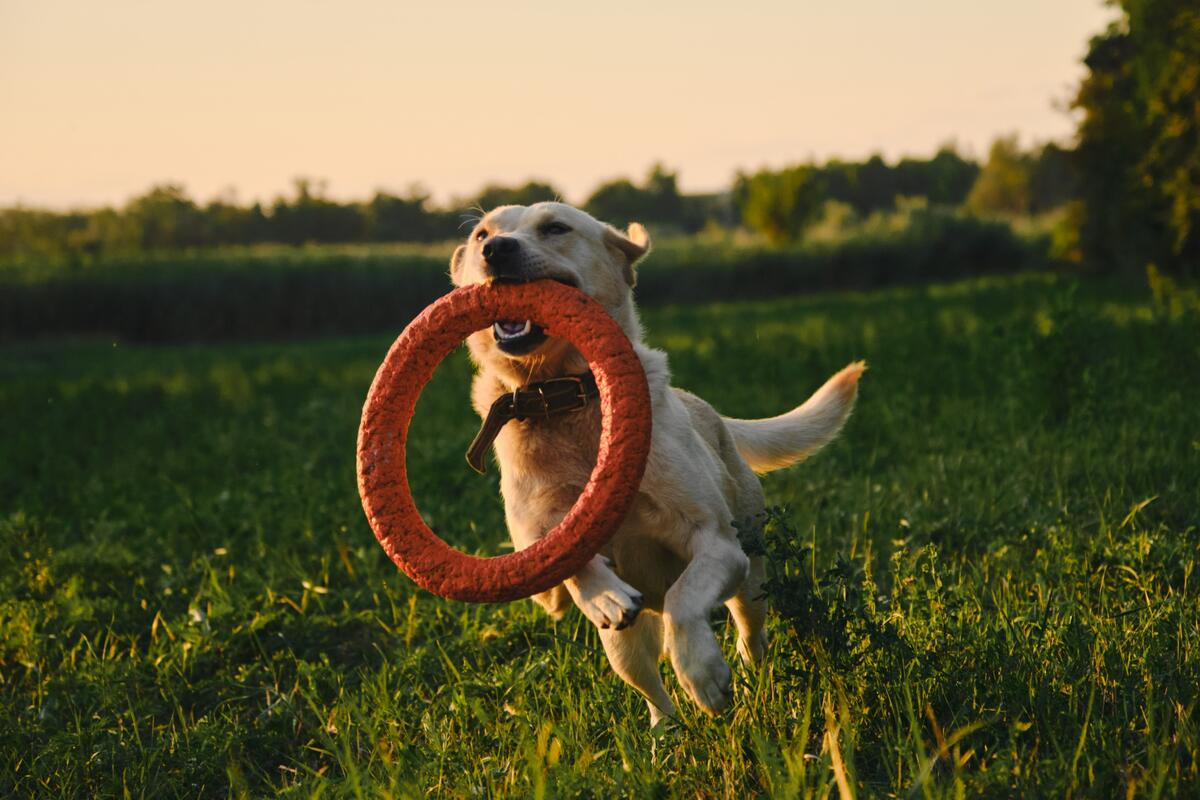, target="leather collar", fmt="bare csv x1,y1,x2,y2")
466,373,599,474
